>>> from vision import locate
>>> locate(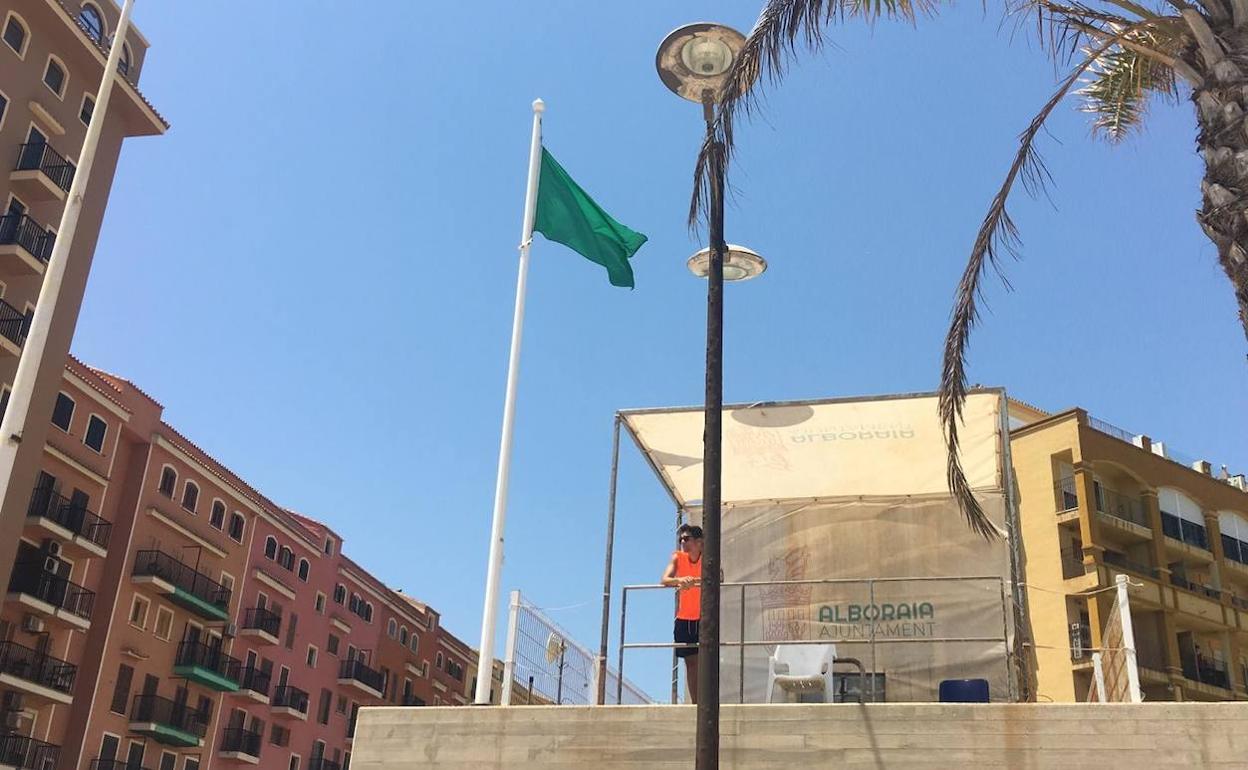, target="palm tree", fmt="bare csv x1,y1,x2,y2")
692,0,1248,538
